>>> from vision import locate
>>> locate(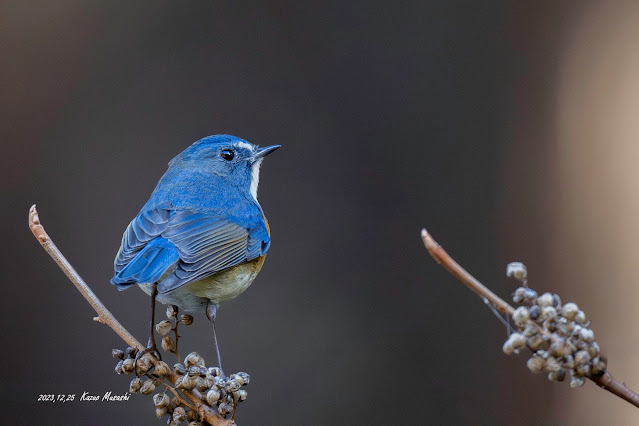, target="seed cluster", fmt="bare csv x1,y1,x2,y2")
503,262,606,388
112,305,250,424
